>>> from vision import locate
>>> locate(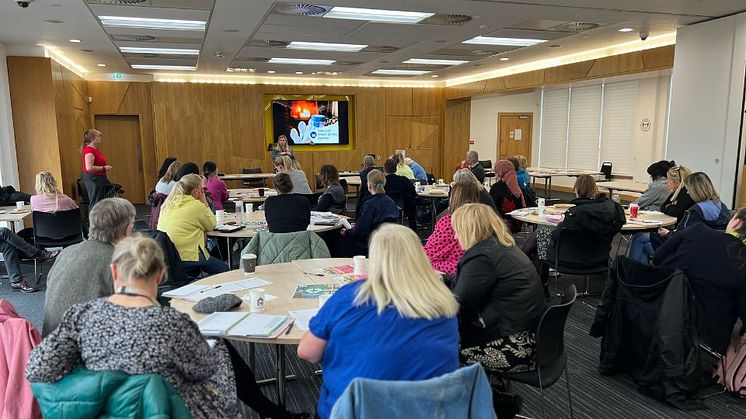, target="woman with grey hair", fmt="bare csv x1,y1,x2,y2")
453,168,496,211
42,197,136,336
